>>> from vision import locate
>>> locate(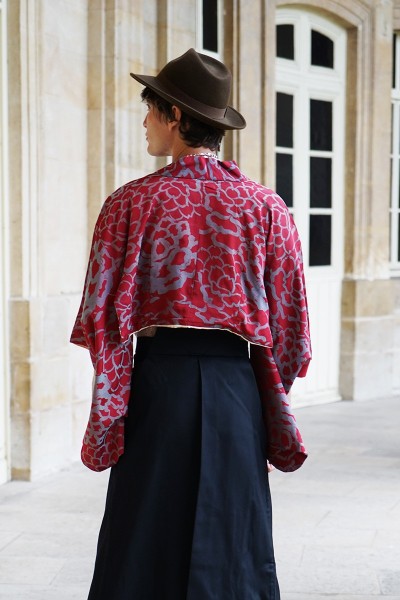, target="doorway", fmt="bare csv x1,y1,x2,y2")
275,8,347,405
